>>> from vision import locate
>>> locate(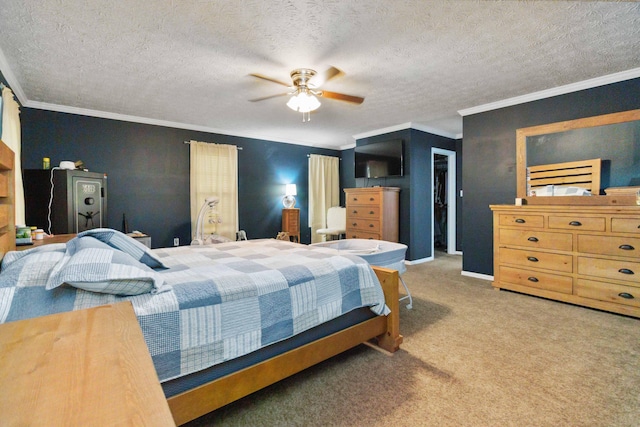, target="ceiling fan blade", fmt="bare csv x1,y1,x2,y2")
249,93,289,102
249,73,291,87
319,90,364,104
311,66,343,86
